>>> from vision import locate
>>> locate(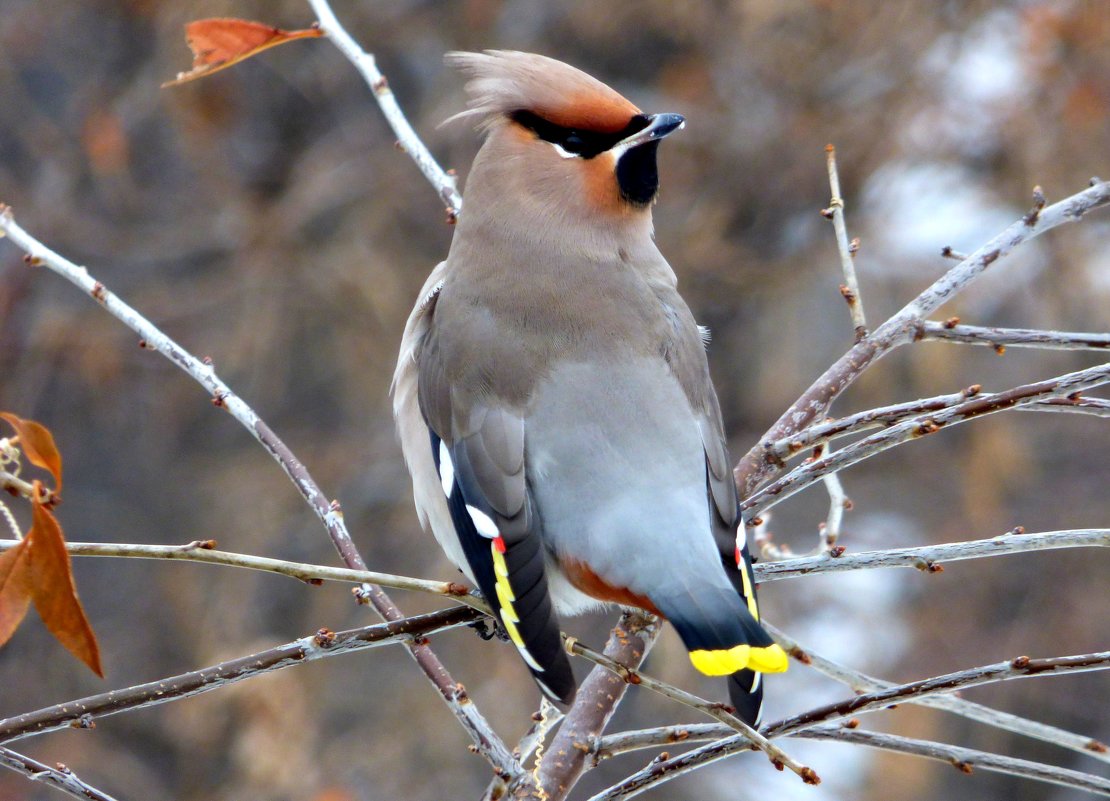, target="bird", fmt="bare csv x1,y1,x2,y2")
392,50,787,725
